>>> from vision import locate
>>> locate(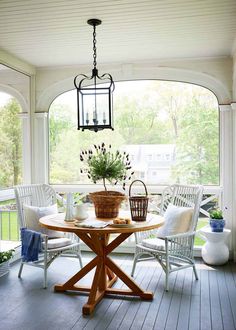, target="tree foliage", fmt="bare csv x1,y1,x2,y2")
49,81,219,186
80,143,133,190
0,98,22,187
172,97,219,184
